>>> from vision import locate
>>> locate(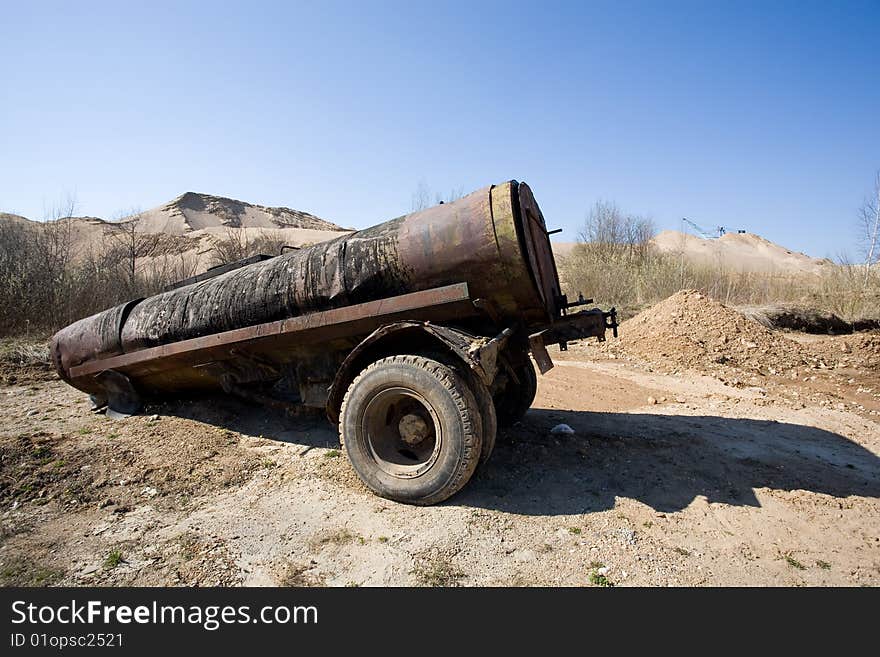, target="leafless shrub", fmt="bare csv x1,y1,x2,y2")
0,203,207,337
142,248,200,291
0,196,82,333
207,229,288,267
102,210,162,298
411,183,466,212
579,200,656,263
